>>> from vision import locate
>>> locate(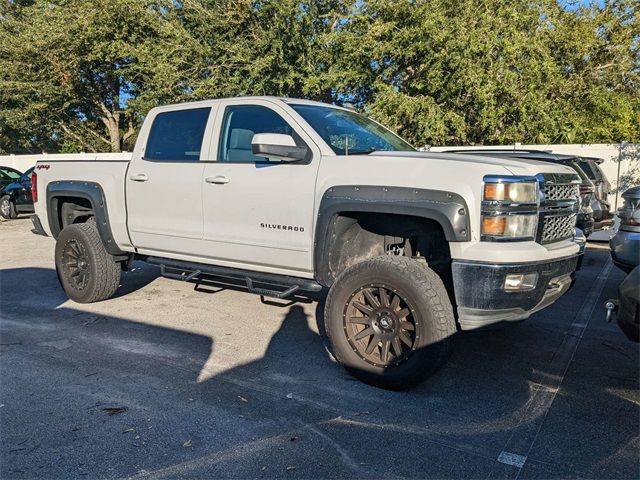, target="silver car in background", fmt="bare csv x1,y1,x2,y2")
610,186,640,273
